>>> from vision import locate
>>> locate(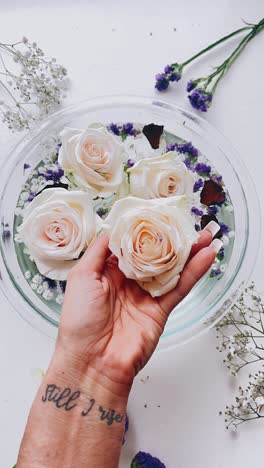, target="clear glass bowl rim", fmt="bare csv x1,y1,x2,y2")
0,94,261,350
